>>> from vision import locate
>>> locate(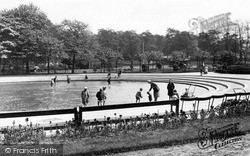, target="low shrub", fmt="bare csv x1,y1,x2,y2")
216,65,250,74
141,64,149,72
